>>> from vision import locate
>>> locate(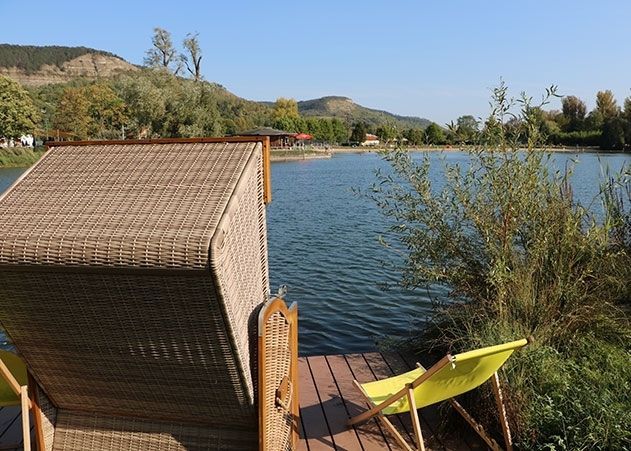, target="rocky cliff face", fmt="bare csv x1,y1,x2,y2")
0,53,138,86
